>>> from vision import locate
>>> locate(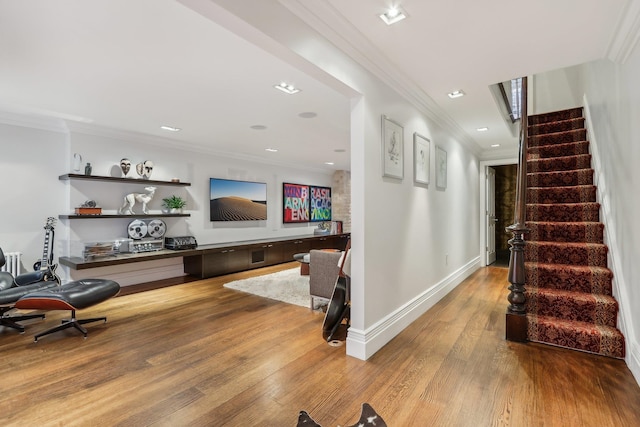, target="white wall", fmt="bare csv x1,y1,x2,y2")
0,118,333,286
0,117,68,272
531,64,585,114
192,0,482,359
531,50,640,382
578,55,640,382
